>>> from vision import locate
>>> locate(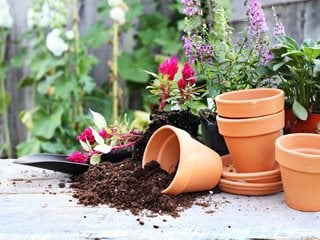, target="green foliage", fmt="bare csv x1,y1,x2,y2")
267,36,320,119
